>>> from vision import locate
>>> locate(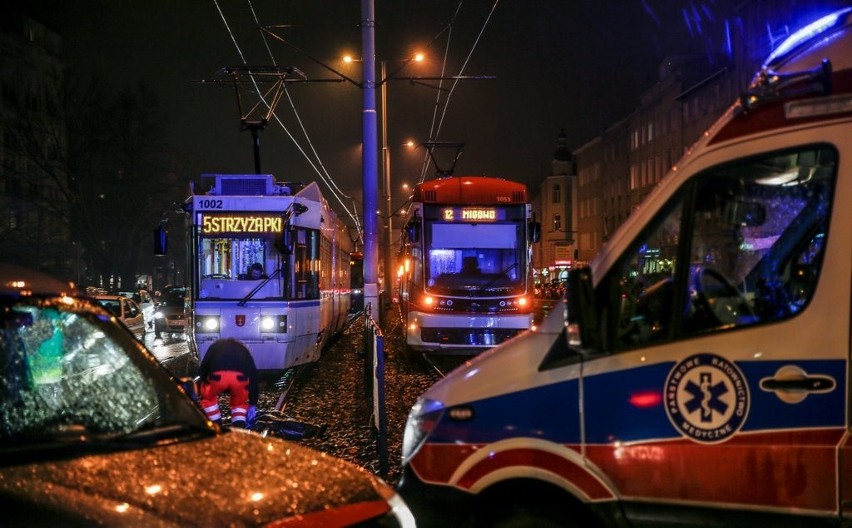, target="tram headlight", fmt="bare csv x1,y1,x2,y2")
196,315,220,333
260,315,288,333
420,295,435,311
